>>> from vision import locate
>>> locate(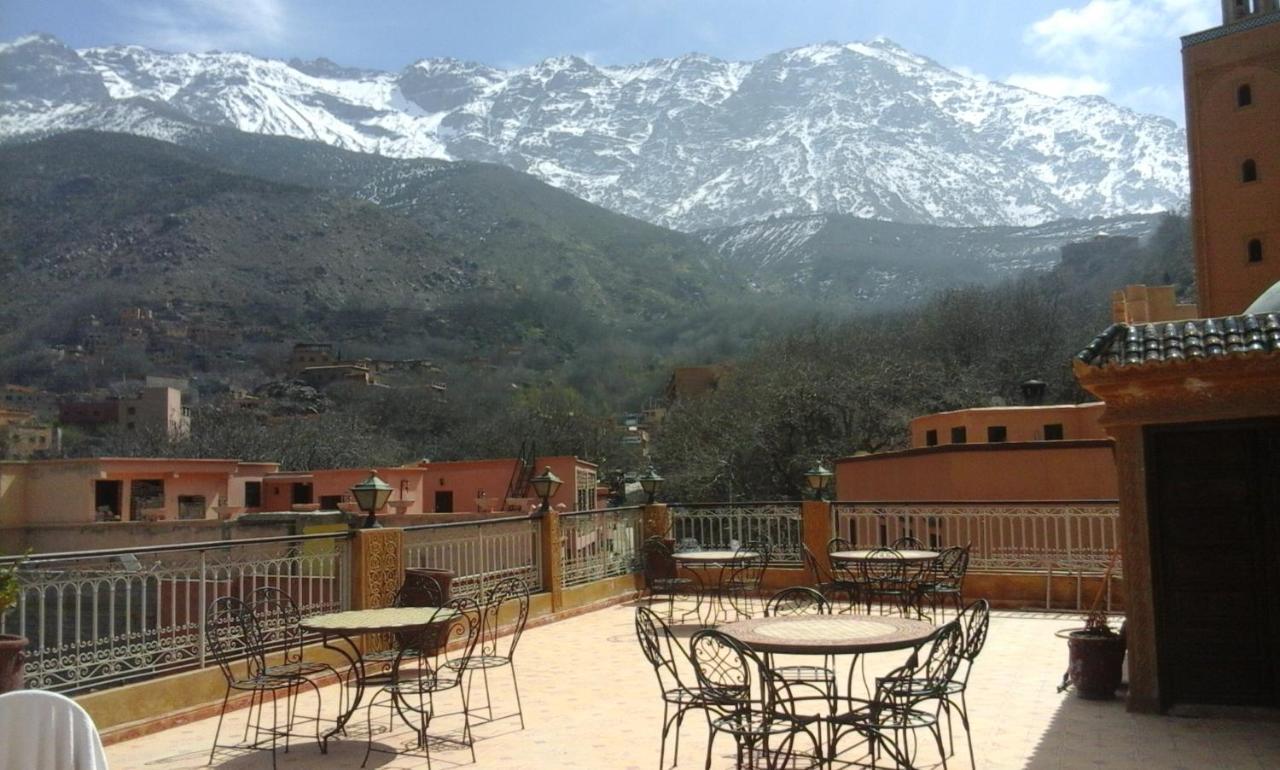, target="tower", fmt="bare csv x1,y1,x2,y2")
1186,3,1280,316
